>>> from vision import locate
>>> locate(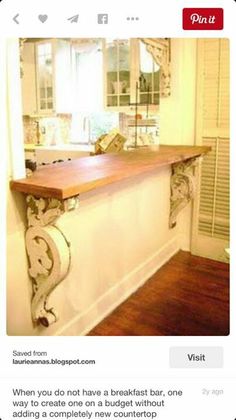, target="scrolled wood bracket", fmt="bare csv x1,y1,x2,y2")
25,194,79,327
169,157,199,229
140,38,171,97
